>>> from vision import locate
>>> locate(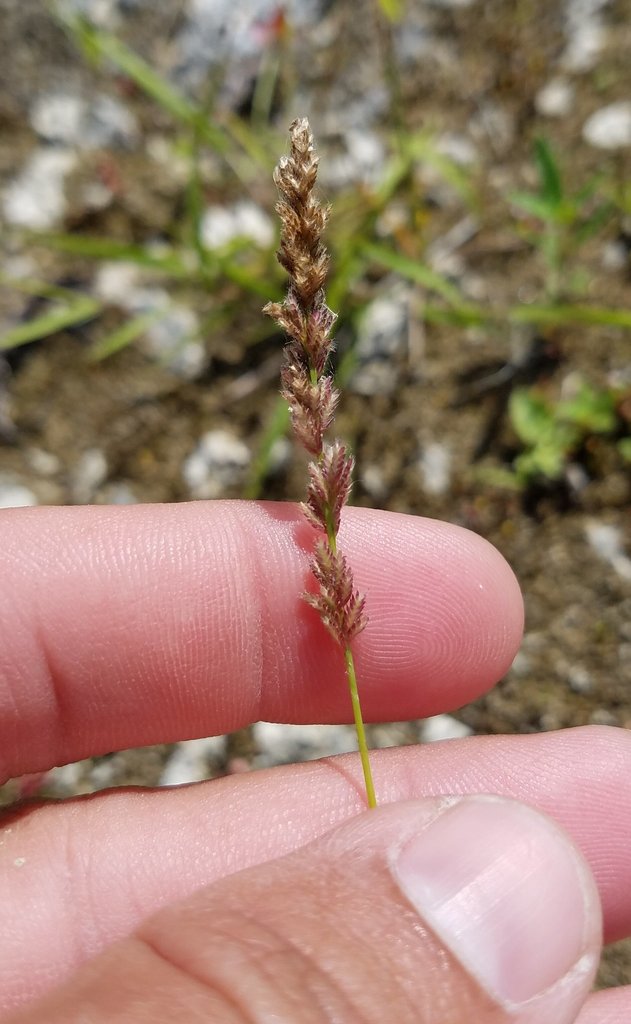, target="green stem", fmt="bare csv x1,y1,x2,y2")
344,645,377,809
307,345,375,808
